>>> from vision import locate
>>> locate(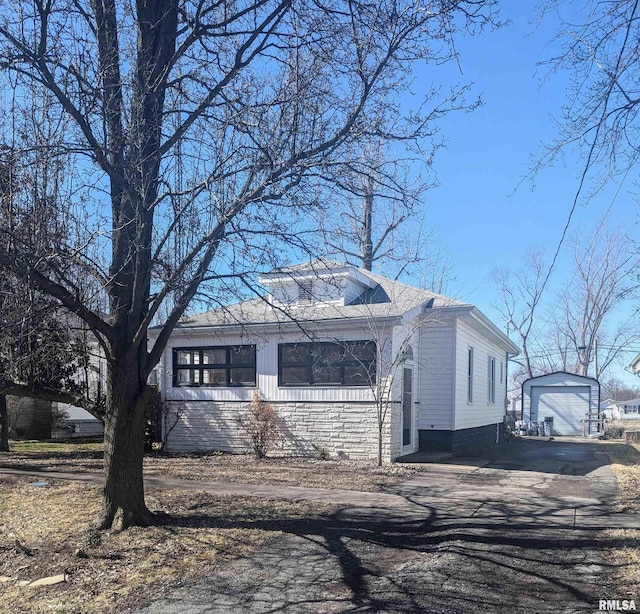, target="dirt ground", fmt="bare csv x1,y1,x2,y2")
1,438,638,613
1,441,418,491
0,441,415,613
0,475,339,614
